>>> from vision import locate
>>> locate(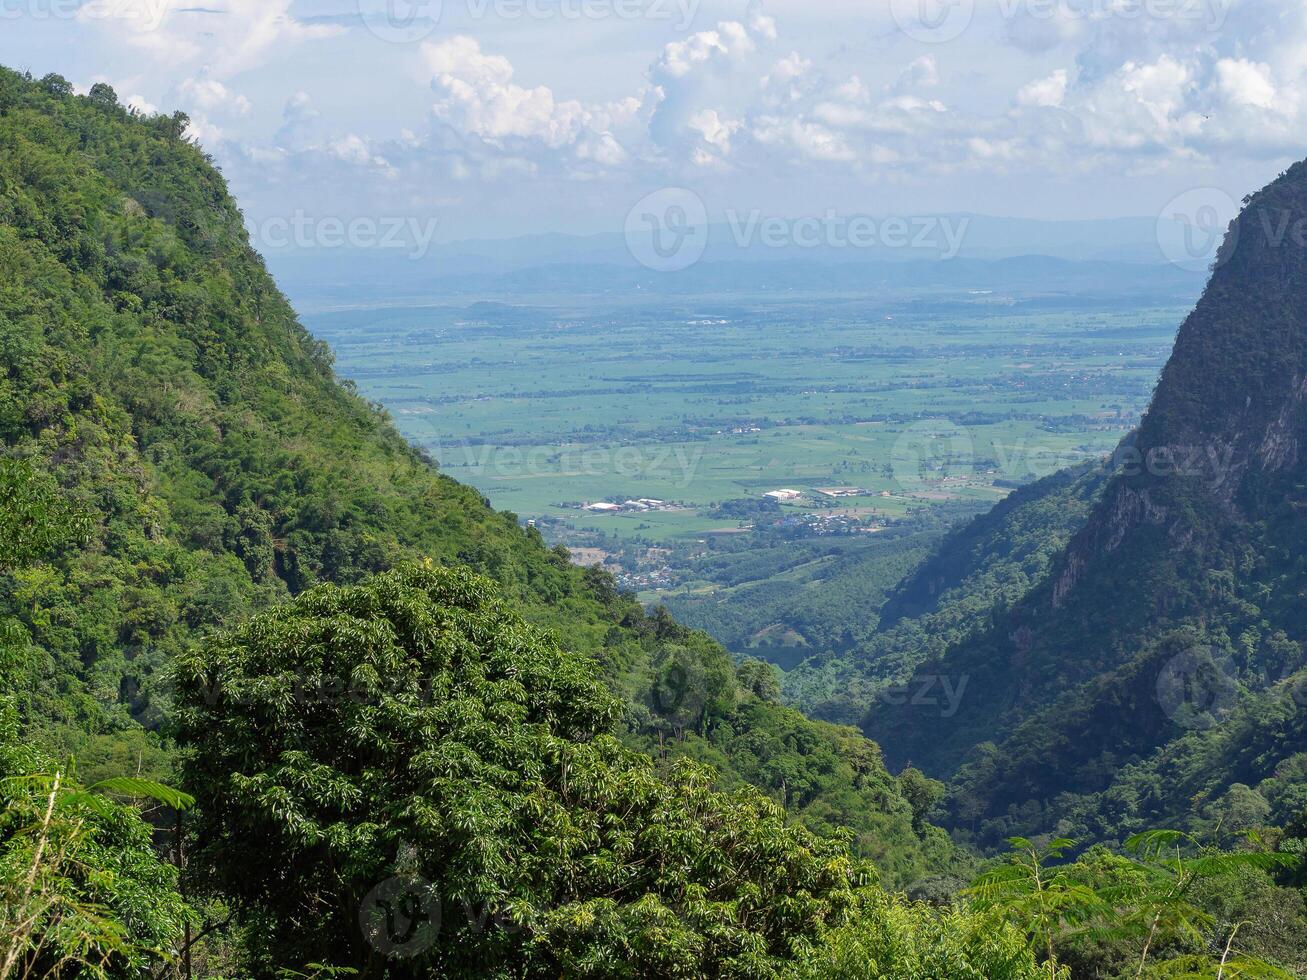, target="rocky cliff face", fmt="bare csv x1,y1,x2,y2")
866,163,1307,841
1055,162,1307,606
